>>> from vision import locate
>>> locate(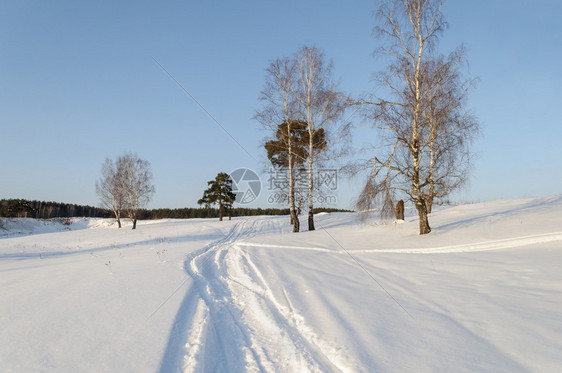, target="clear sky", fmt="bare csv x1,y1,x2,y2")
1,0,561,209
